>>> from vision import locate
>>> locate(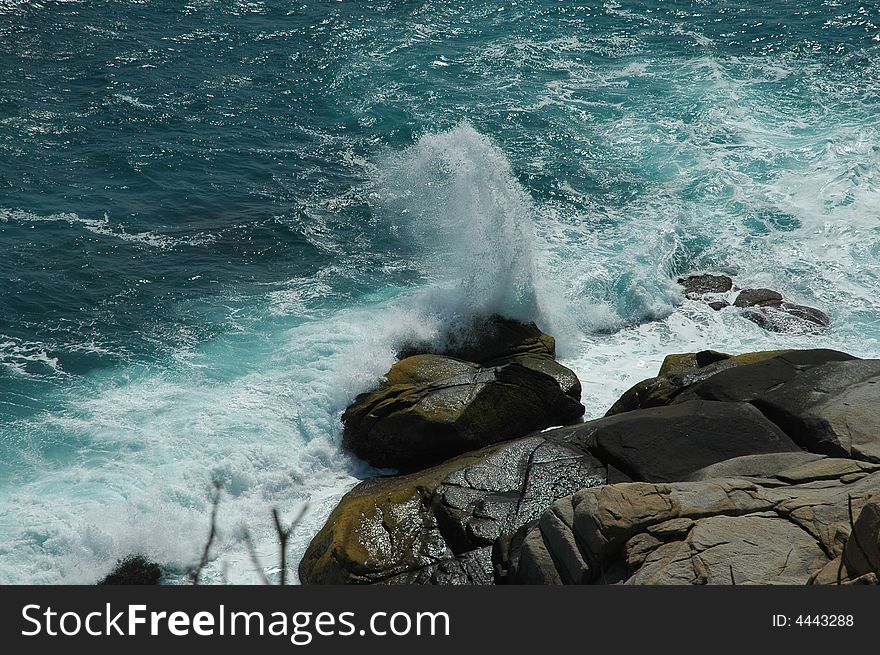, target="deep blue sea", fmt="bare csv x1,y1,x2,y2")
1,0,879,583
